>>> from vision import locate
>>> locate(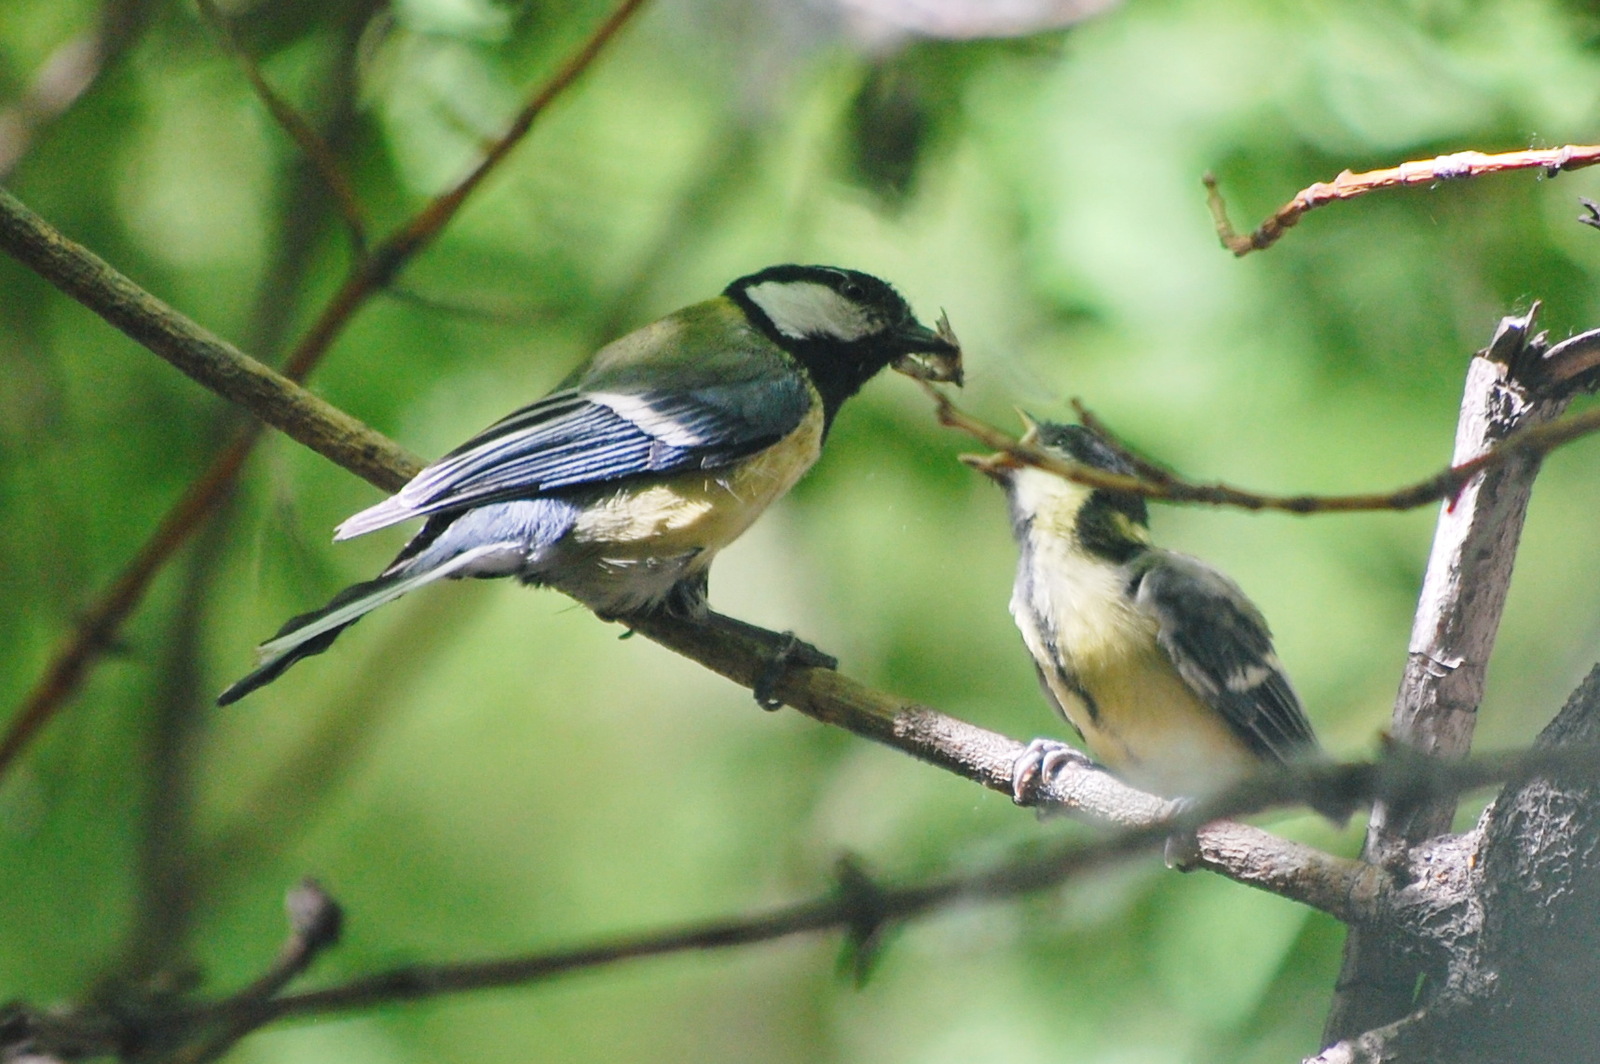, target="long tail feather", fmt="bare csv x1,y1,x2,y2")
217,545,503,705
